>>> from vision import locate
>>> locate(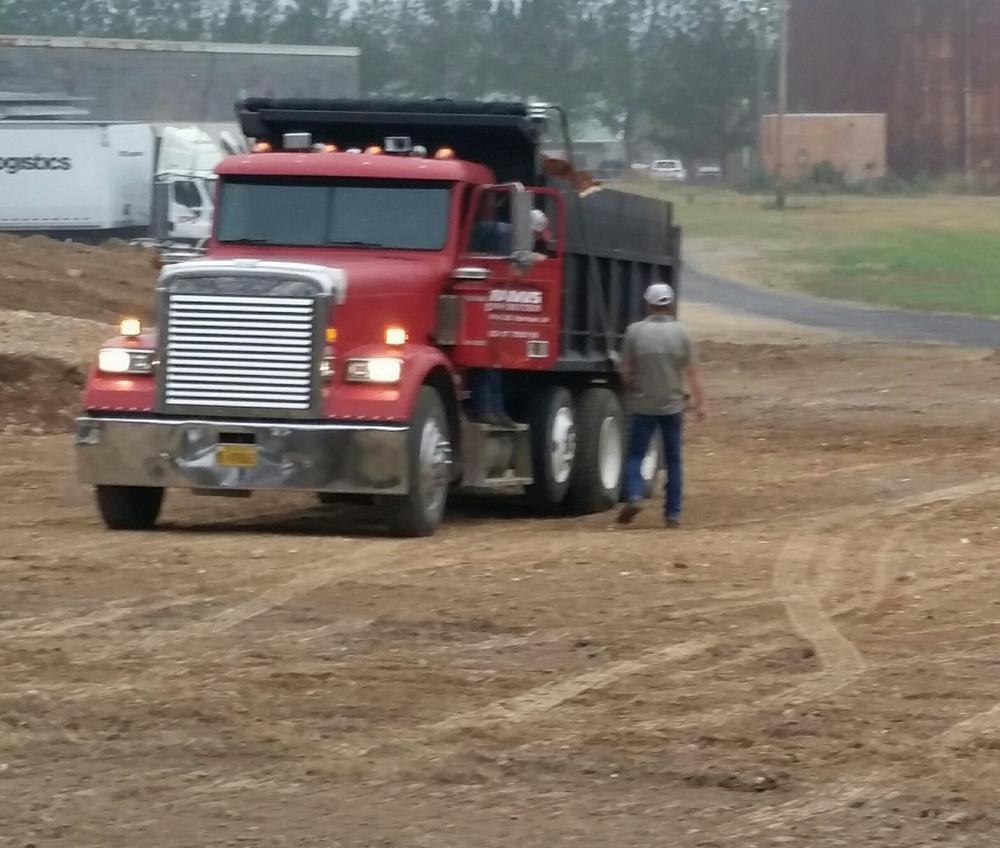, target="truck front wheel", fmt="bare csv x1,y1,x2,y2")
381,387,451,537
95,485,164,530
569,388,625,514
